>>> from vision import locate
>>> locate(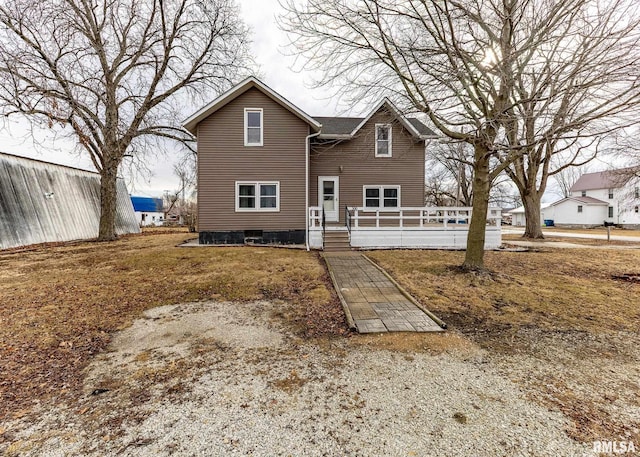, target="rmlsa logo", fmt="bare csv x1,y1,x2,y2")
593,441,636,454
